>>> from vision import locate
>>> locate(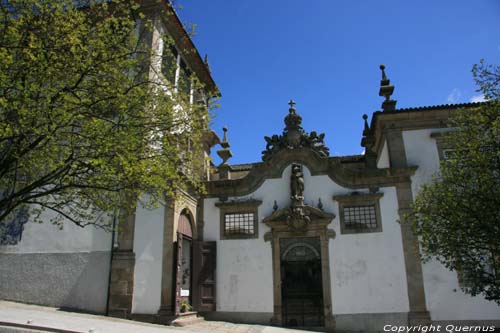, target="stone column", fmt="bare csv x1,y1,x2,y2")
385,129,430,325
